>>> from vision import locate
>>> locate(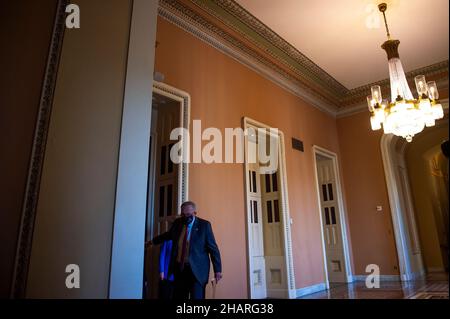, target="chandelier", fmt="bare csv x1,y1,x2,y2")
368,3,444,142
